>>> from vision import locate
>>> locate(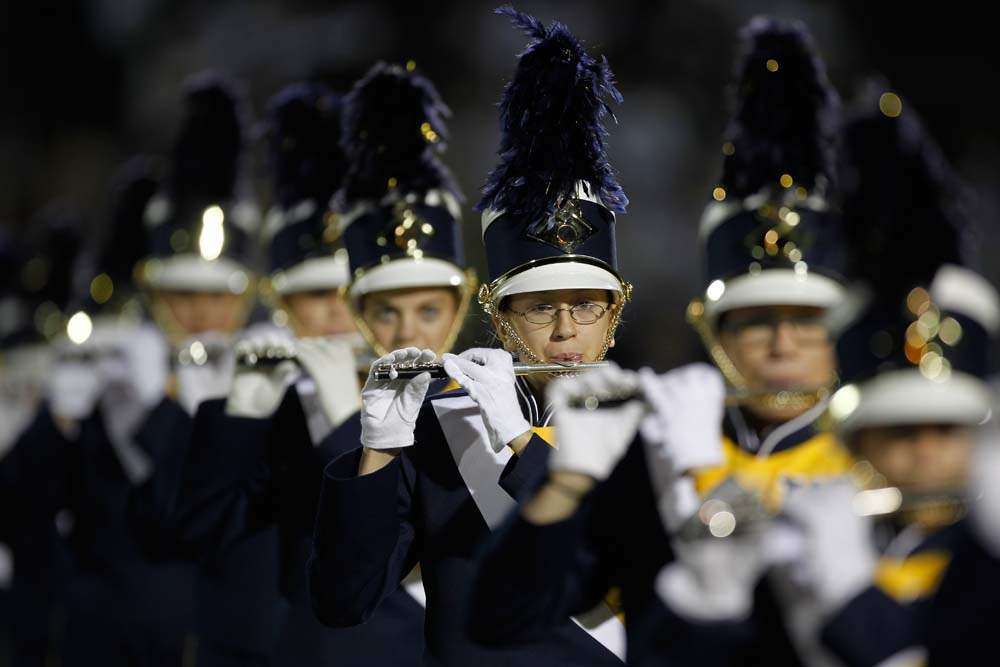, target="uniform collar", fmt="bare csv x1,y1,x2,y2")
514,375,553,428
723,399,829,457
